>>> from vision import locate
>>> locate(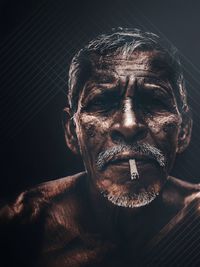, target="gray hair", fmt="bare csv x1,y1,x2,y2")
67,27,189,117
